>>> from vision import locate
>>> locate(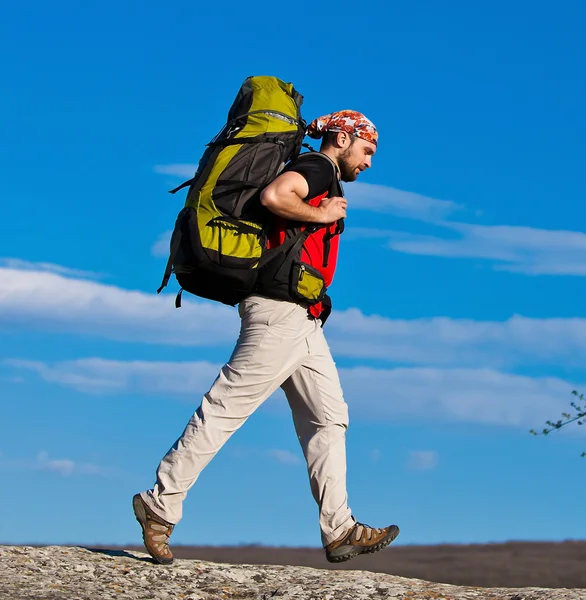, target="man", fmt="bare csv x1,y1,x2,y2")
133,110,400,565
